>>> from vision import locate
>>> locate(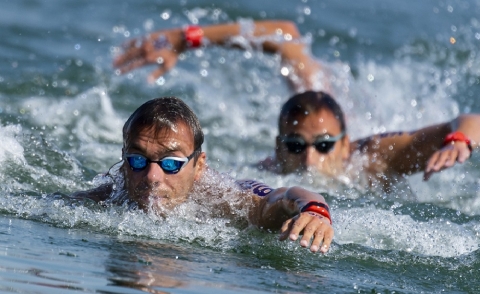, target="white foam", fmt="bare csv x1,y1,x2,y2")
0,124,25,166
335,207,478,257
22,86,123,144
326,59,459,141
